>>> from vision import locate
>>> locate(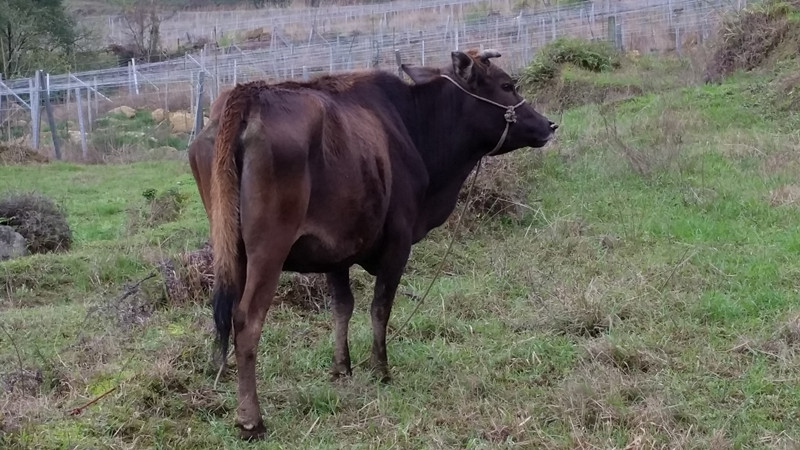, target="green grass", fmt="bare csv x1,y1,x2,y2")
3,54,800,448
